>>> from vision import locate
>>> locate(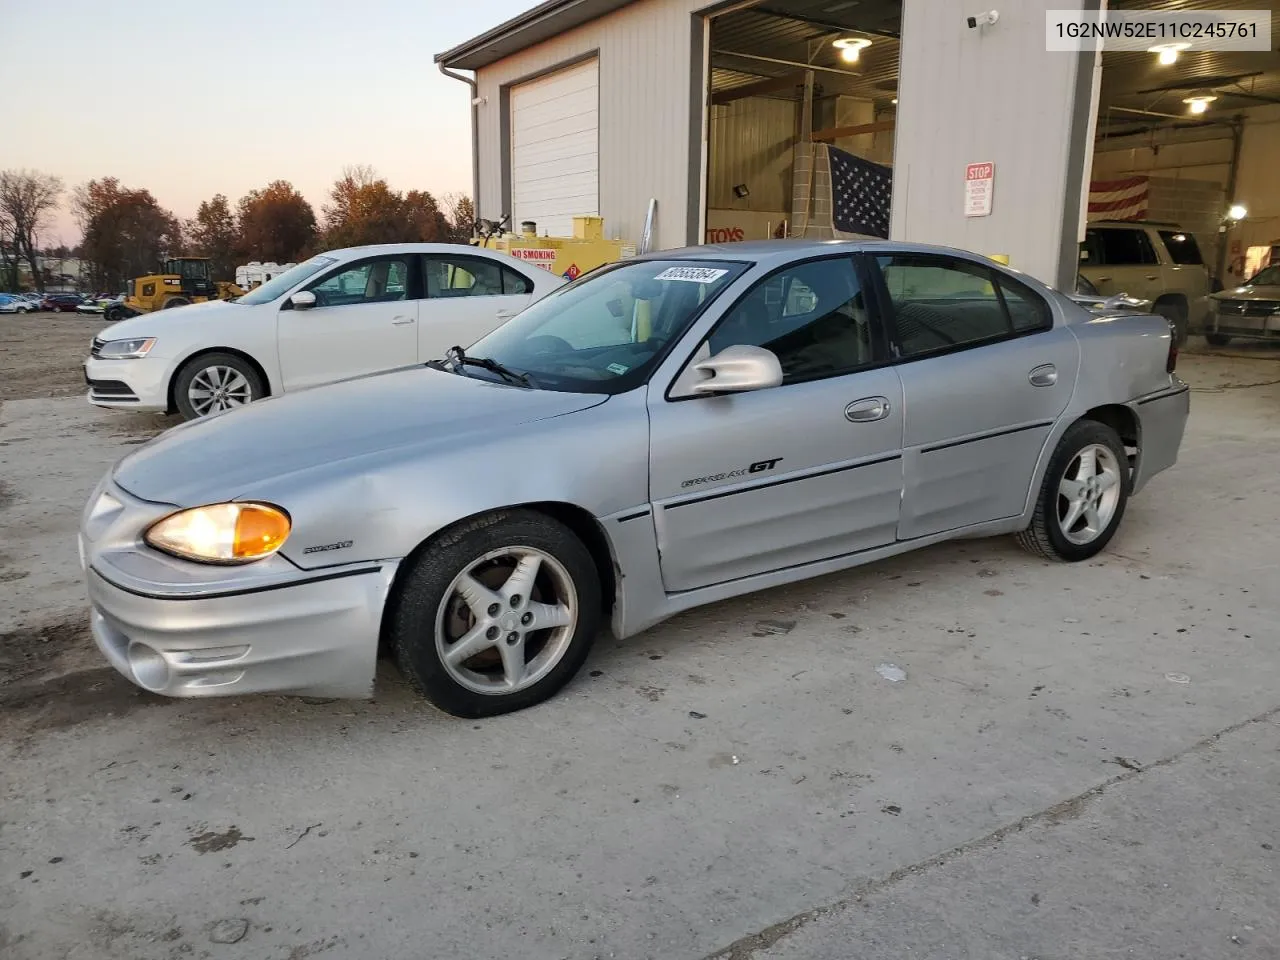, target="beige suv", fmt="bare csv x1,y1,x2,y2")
1079,221,1211,344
